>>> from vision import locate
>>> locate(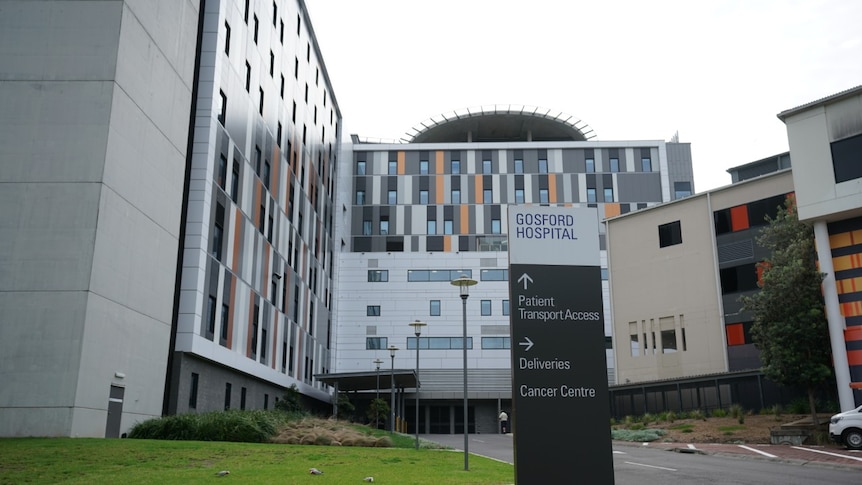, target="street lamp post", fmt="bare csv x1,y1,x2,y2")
388,345,399,433
450,274,477,471
373,358,383,429
409,320,427,450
